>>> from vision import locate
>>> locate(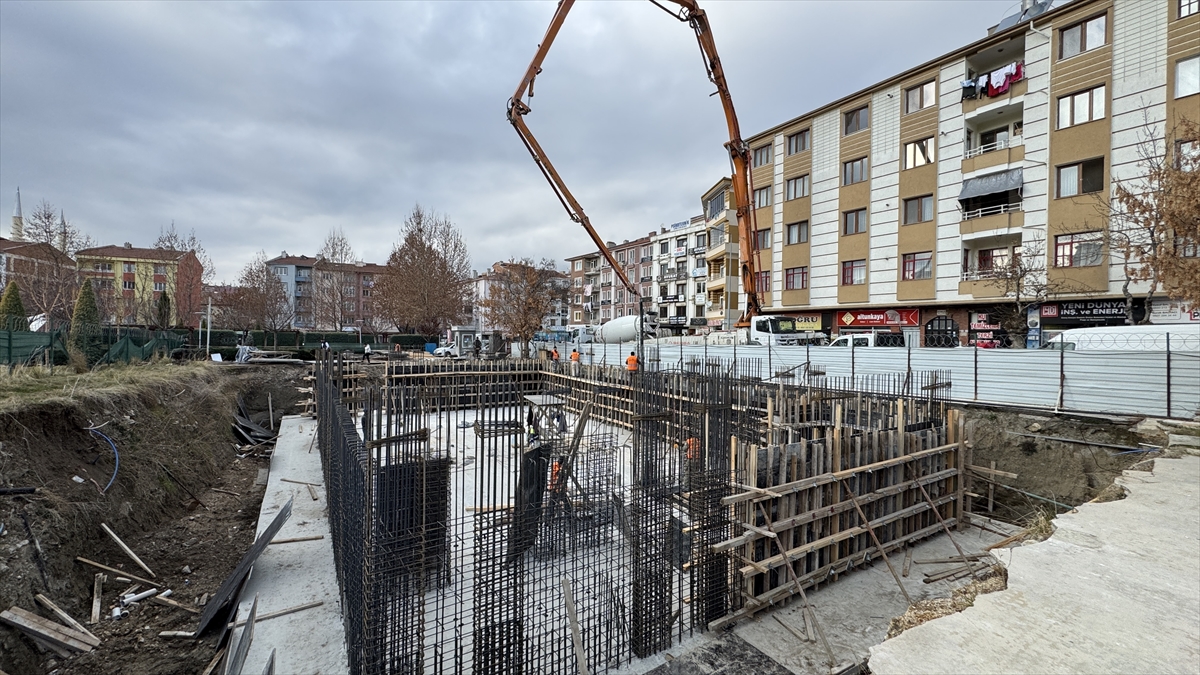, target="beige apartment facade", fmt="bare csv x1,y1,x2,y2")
716,0,1199,346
